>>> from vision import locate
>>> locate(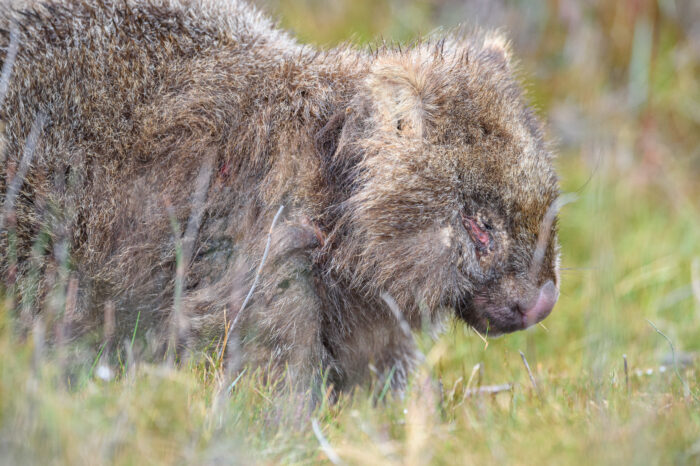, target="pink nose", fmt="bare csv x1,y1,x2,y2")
522,281,558,328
